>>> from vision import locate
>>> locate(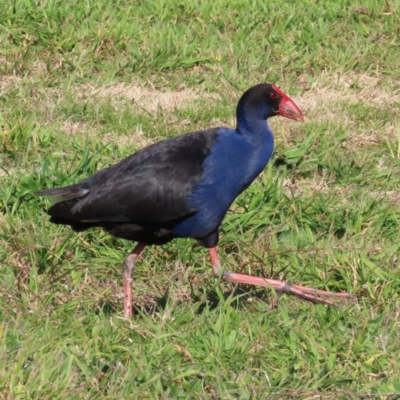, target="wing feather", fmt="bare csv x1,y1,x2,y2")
36,128,220,225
